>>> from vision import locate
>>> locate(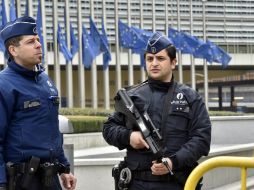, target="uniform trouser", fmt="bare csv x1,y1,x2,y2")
9,173,62,190
129,179,202,190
